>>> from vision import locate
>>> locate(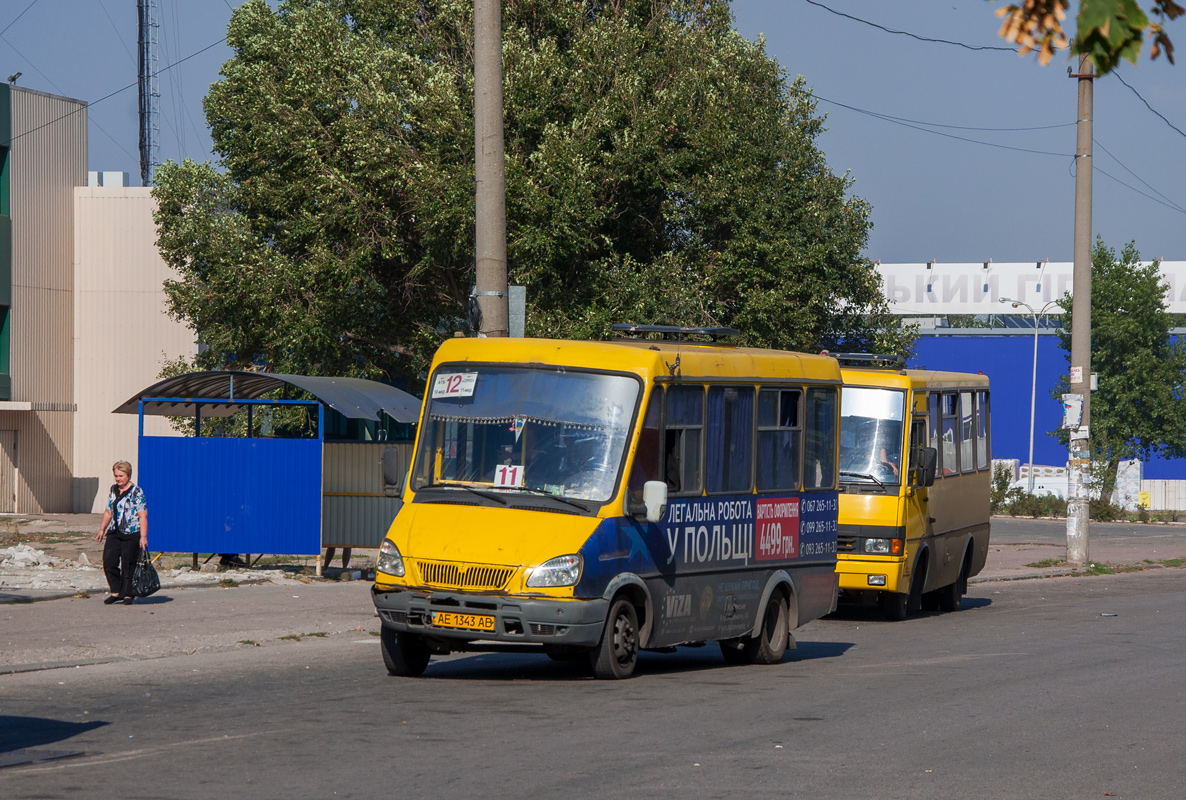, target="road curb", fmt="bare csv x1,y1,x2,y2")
0,576,279,605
